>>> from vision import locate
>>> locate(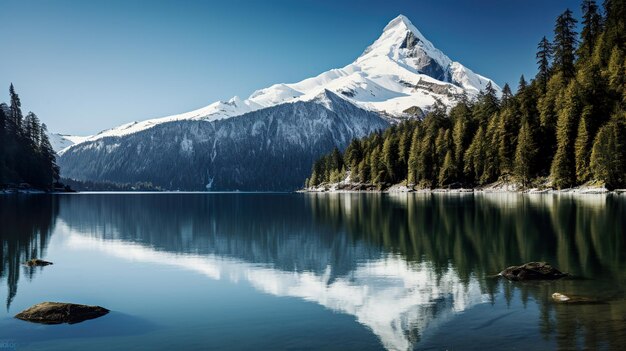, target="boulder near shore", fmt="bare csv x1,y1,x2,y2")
499,262,569,281
23,259,53,267
15,302,109,324
552,293,606,305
